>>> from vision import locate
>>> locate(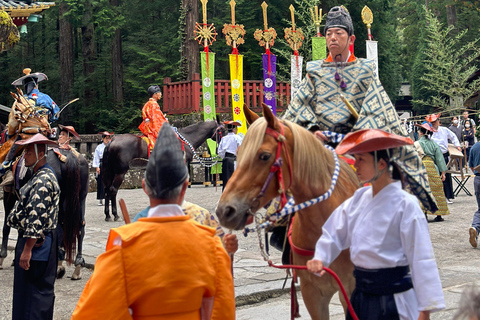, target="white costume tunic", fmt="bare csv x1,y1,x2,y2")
218,133,242,158
313,181,445,319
